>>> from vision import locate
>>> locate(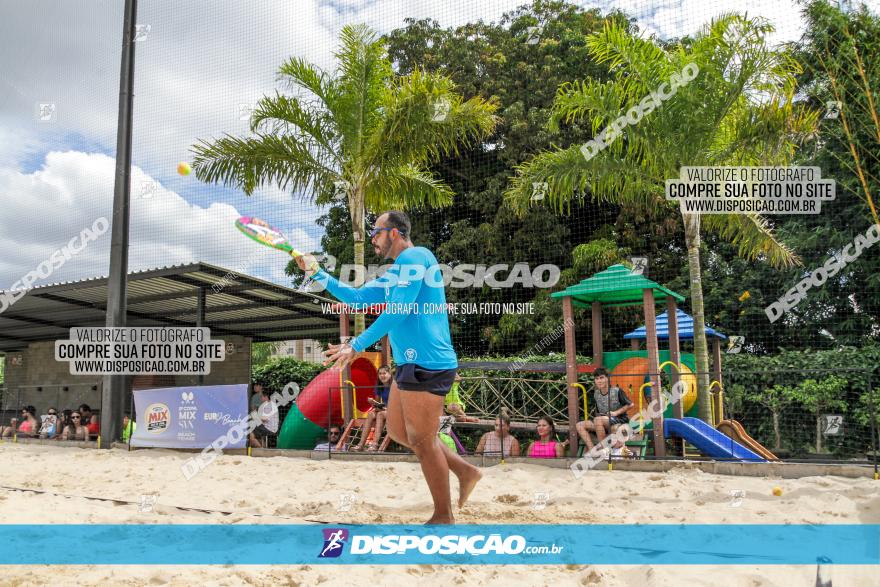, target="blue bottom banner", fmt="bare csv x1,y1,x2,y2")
1,524,878,565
